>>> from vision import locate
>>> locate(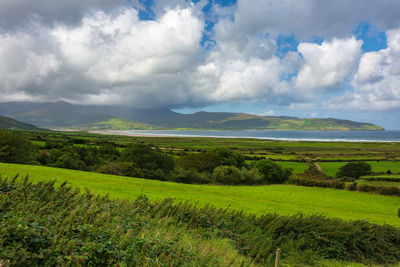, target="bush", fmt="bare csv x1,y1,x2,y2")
172,167,211,184
336,162,372,179
119,144,175,179
239,167,262,185
212,165,242,185
179,148,245,173
254,159,292,184
289,176,345,189
358,184,400,196
97,162,125,175
0,132,39,164
304,162,328,179
346,182,358,191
